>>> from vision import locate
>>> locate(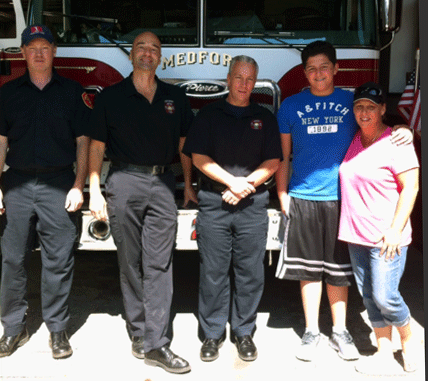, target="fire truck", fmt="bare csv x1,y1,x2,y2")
0,0,403,251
